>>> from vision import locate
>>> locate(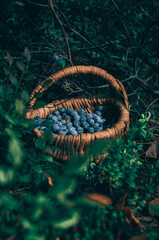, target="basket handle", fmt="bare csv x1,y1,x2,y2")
29,65,130,110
